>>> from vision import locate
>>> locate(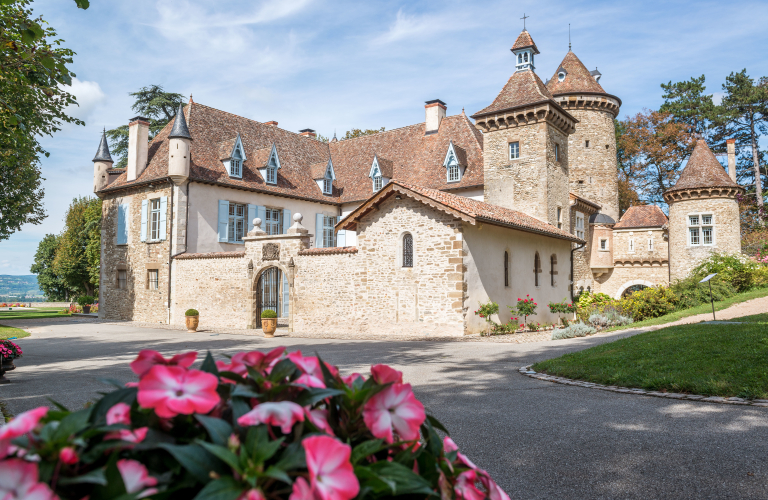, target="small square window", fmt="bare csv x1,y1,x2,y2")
509,142,520,160
148,270,159,290
600,239,608,250
689,215,699,226
702,214,712,225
